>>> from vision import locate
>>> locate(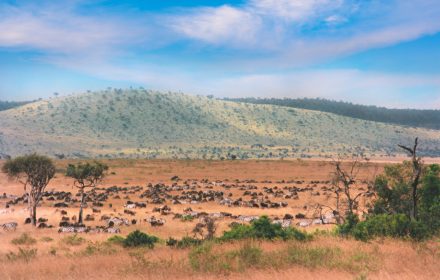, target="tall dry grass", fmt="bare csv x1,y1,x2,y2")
0,232,439,280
